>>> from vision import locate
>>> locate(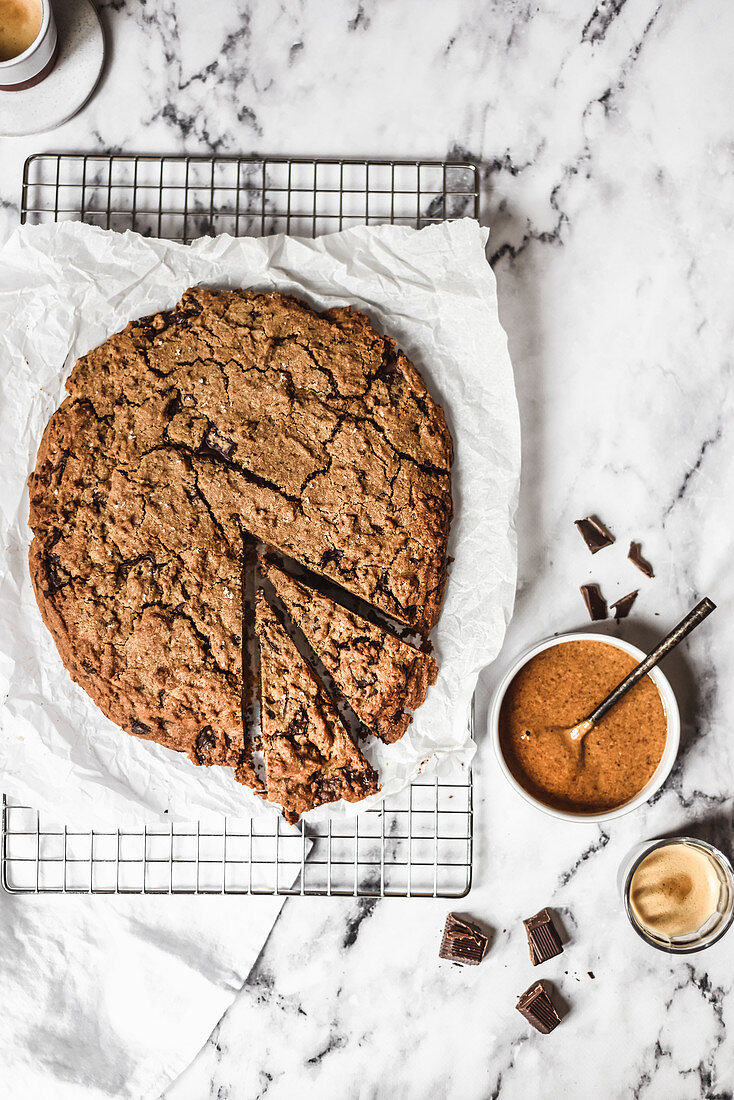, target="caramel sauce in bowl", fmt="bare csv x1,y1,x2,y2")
488,632,680,823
